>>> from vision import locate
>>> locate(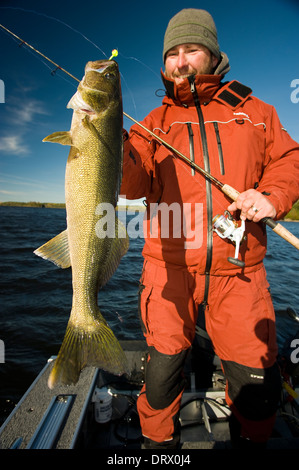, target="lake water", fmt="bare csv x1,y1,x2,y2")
0,206,298,424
